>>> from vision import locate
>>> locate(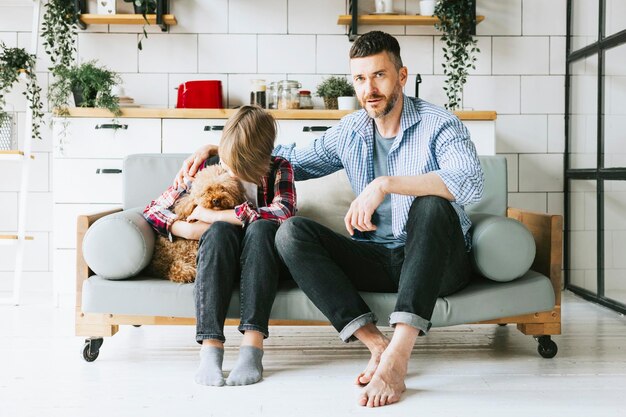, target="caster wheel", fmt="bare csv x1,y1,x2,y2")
132,325,142,328
536,335,558,359
82,338,103,362
498,323,508,327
